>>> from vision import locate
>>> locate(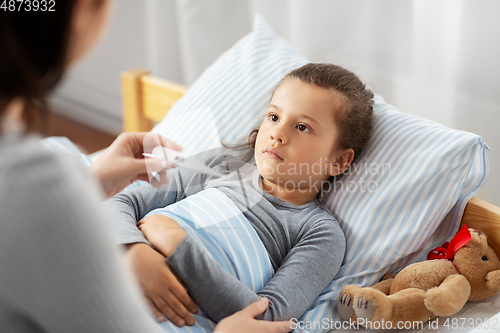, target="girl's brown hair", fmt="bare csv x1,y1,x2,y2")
0,0,106,133
243,63,374,163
